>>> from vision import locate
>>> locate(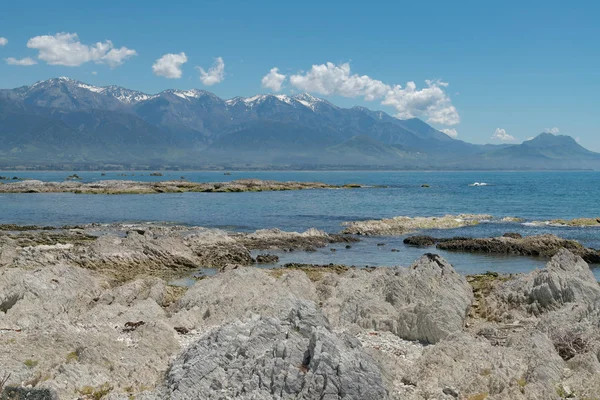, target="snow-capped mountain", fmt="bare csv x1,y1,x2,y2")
1,77,596,169
224,93,329,112
6,77,331,115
